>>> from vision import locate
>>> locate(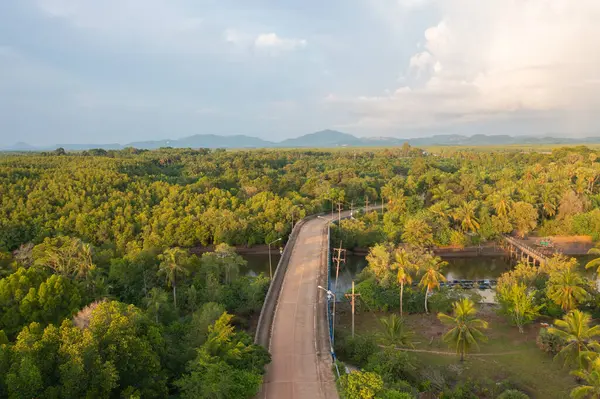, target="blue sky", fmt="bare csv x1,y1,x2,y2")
1,0,599,145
